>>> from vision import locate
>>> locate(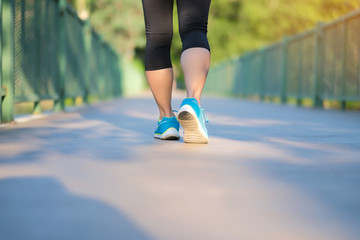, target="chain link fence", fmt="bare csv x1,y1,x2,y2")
205,9,360,109
1,0,123,123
